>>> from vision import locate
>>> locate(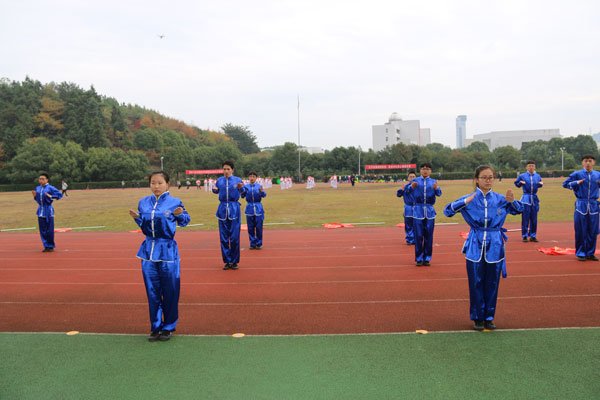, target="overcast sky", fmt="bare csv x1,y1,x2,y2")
1,0,599,150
